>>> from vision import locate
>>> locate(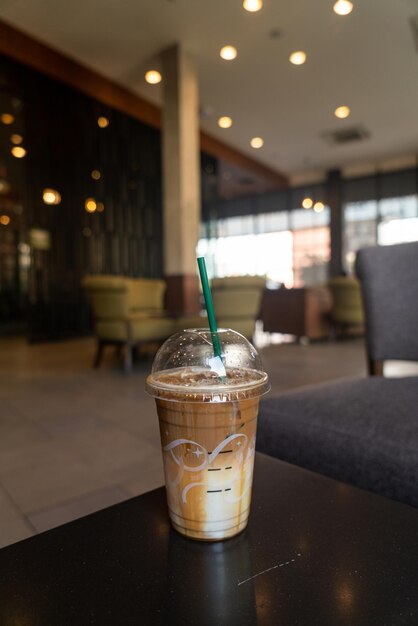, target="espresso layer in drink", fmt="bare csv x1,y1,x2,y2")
149,366,265,540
